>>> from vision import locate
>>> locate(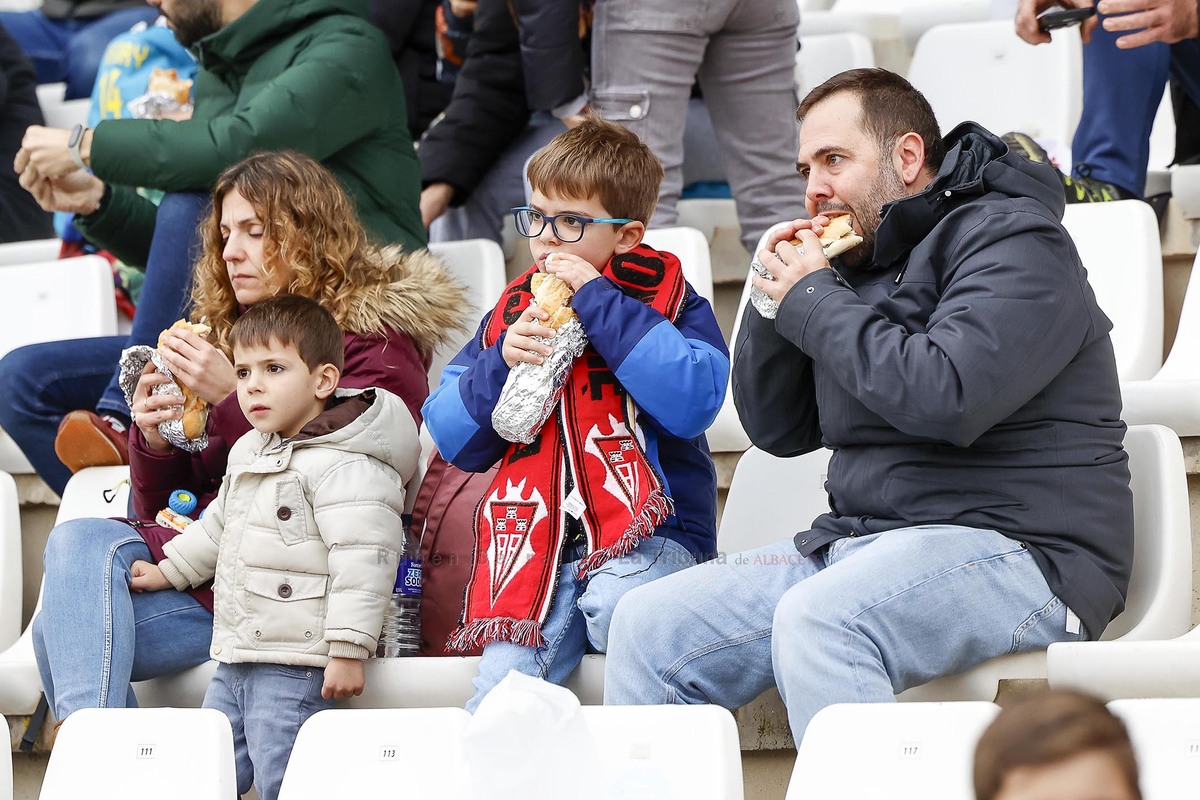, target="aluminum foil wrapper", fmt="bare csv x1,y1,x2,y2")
749,259,780,320
126,93,192,120
118,345,209,452
492,317,589,444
